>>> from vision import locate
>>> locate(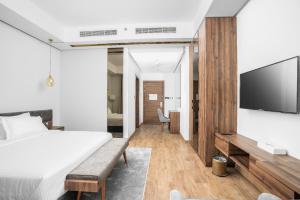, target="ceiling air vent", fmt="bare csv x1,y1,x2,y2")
135,27,176,34
80,29,117,37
